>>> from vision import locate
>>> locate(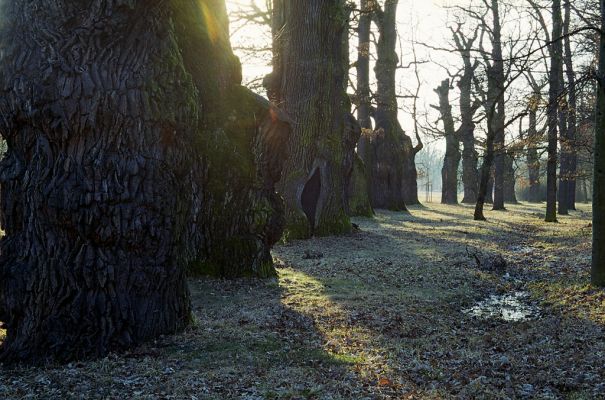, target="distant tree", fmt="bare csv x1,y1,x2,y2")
451,24,482,204
524,72,547,203
0,0,289,363
433,79,461,204
592,0,605,286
